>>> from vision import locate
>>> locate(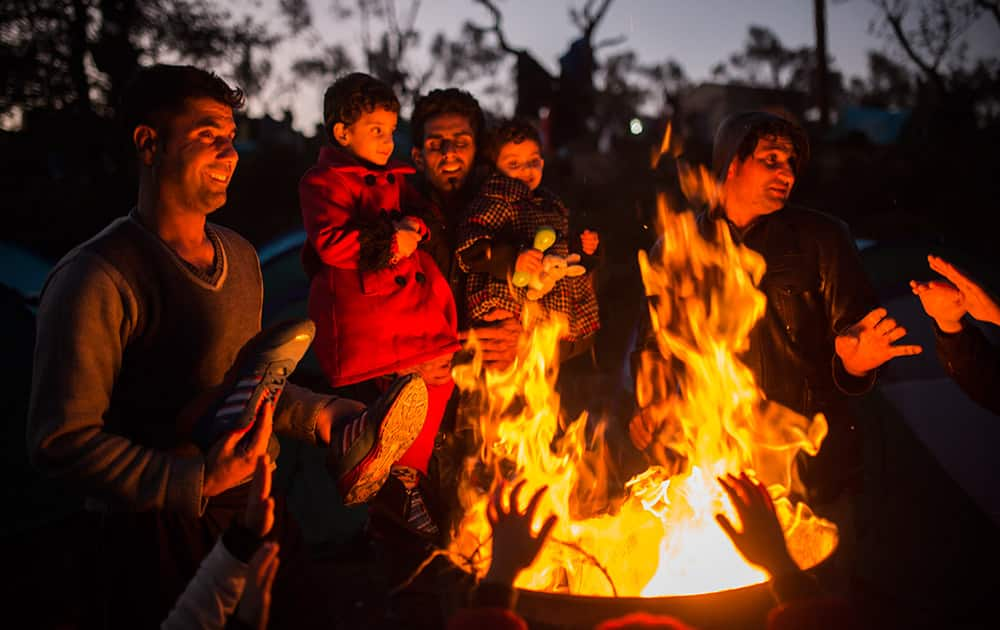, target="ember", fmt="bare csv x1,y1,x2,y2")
448,129,837,599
